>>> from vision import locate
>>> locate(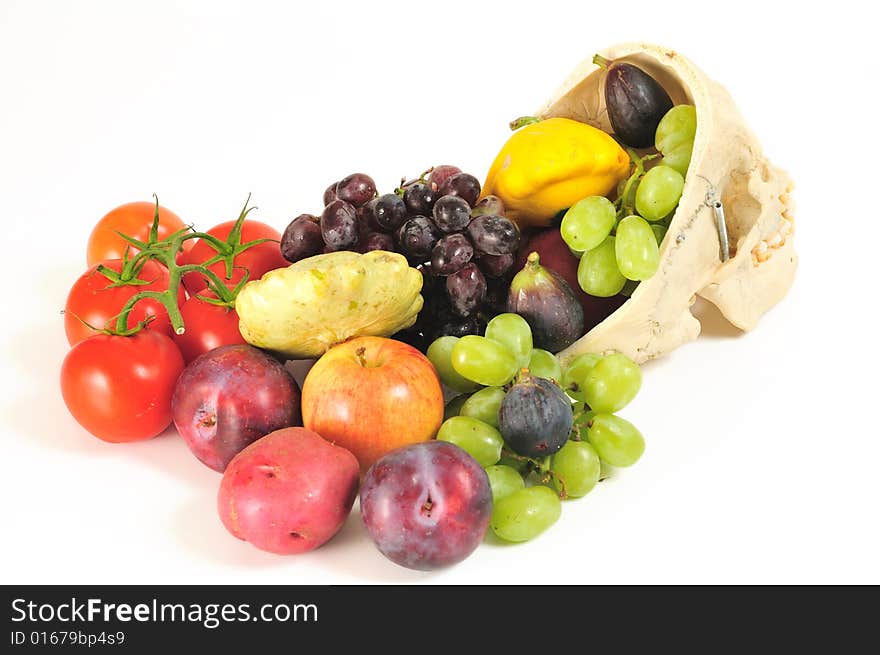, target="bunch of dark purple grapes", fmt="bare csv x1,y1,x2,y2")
280,166,522,350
